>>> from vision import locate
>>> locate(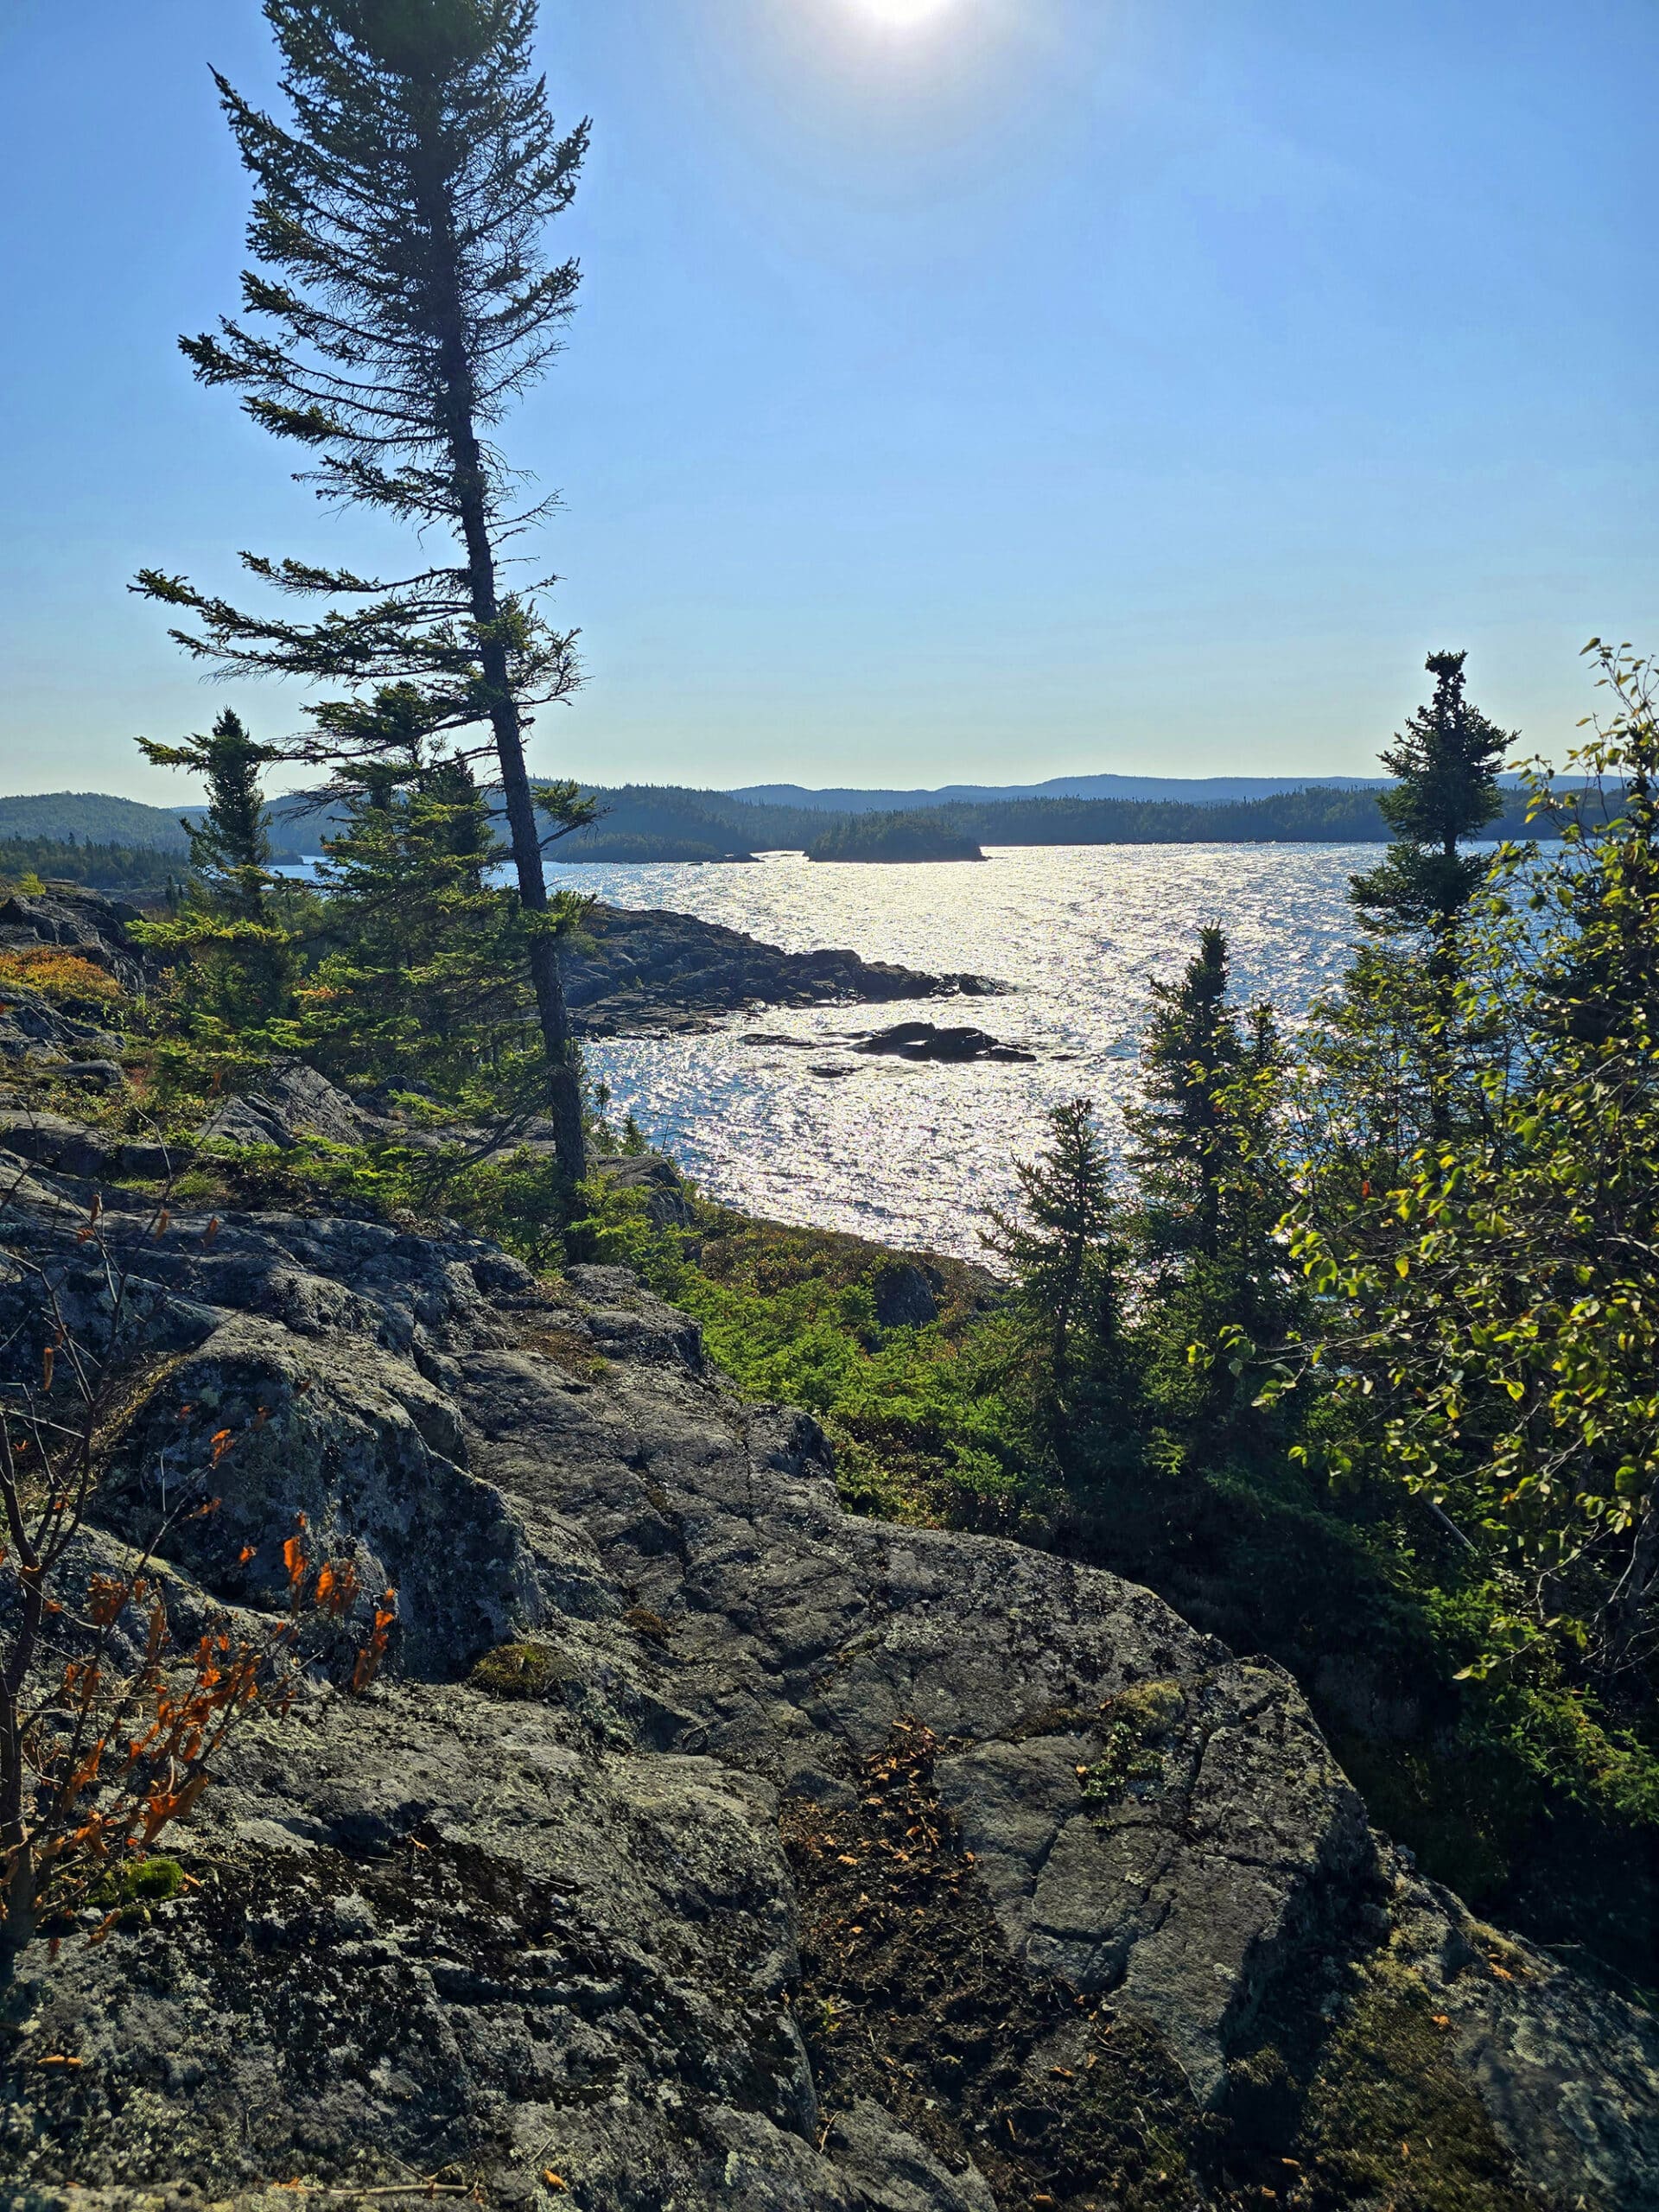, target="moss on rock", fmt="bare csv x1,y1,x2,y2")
468,1640,569,1699
1298,1963,1535,2211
